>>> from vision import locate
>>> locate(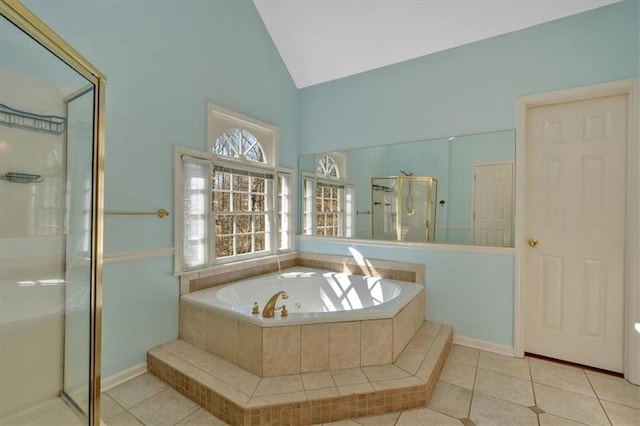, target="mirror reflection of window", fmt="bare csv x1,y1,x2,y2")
301,153,353,237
